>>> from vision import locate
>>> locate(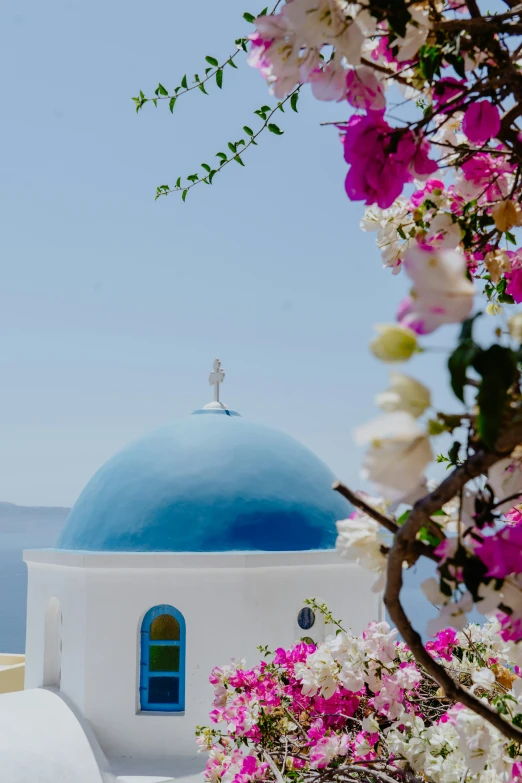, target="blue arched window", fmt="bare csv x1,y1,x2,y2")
140,605,186,712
